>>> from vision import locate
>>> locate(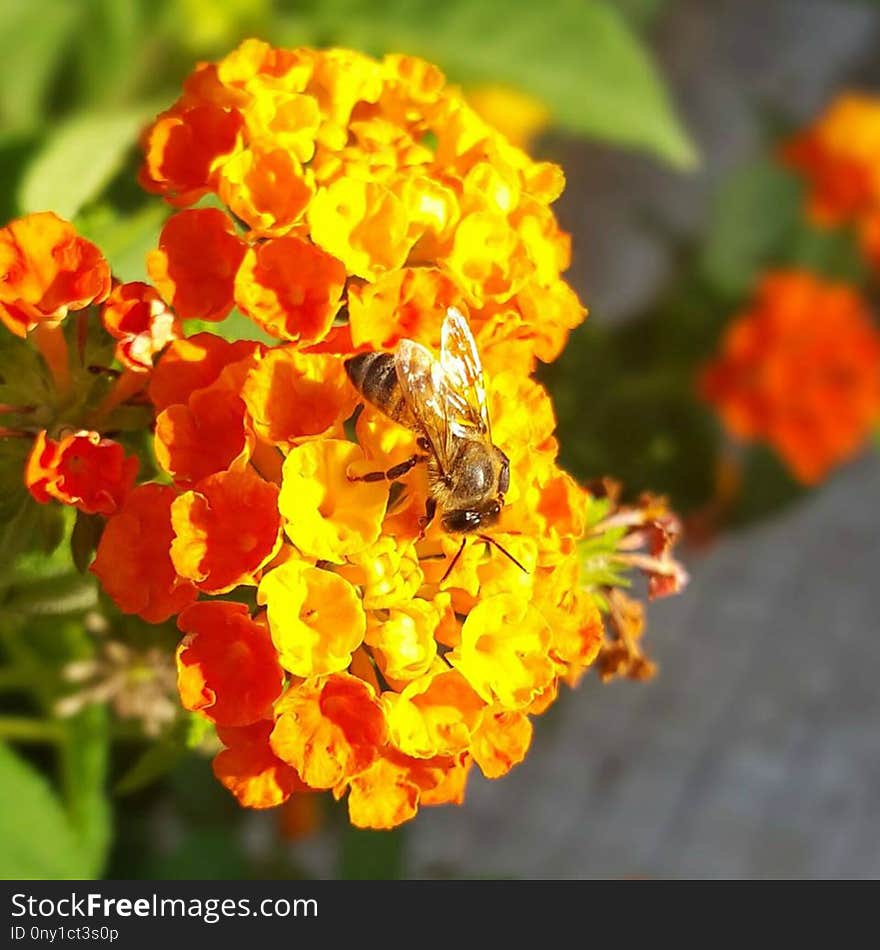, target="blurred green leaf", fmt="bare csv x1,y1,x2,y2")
18,109,151,220
61,704,112,877
116,736,186,797
115,713,211,796
701,159,801,296
0,133,40,223
617,0,668,29
0,742,96,878
0,0,80,133
283,0,696,167
76,202,170,282
74,0,146,107
339,825,405,880
184,309,277,344
729,444,806,527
